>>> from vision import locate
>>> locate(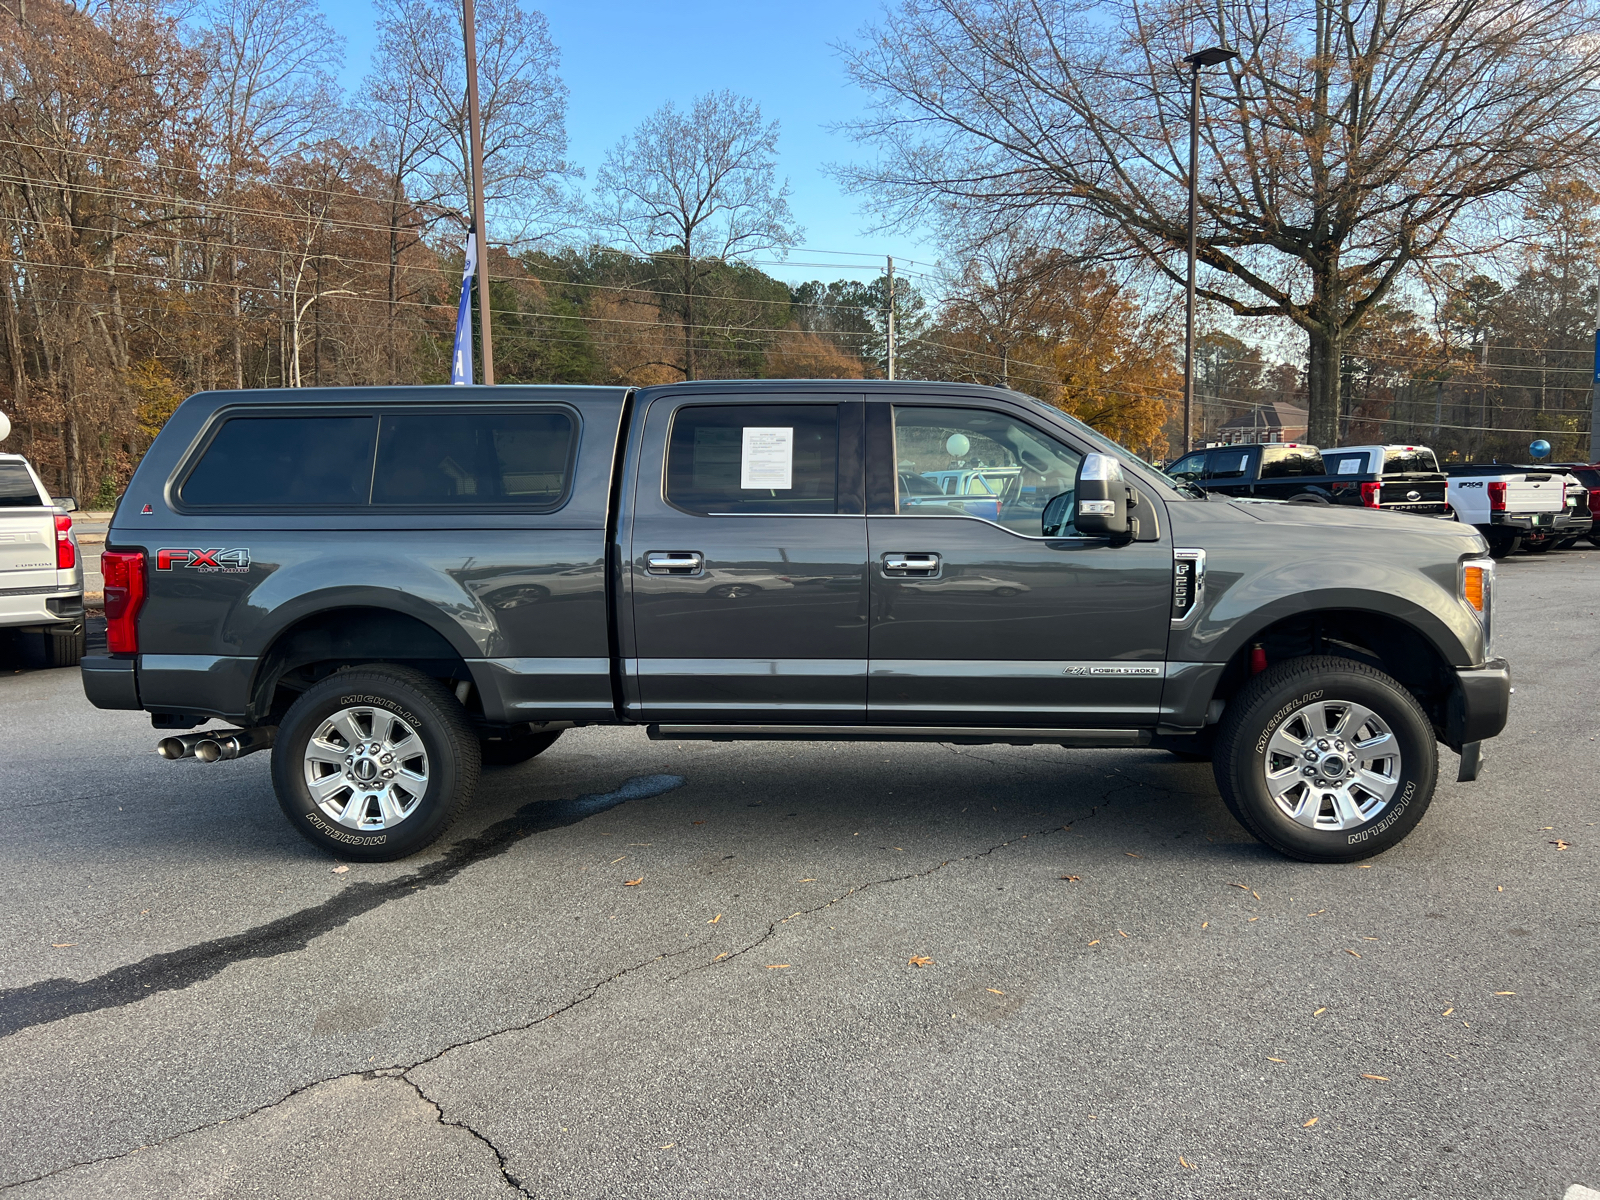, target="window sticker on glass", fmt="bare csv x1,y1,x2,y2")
740,427,793,489
1337,458,1361,474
